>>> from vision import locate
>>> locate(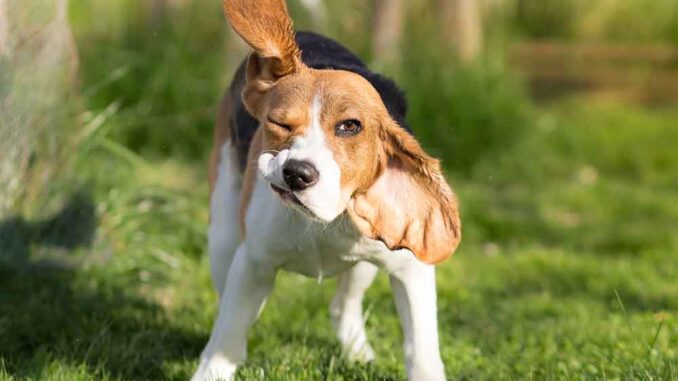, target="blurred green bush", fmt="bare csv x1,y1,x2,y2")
394,0,533,175
63,0,678,169
505,0,678,43
402,54,532,175
72,0,228,160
